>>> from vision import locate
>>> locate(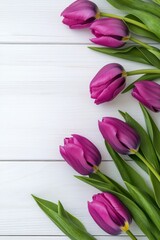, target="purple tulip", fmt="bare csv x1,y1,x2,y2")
132,81,160,112
88,192,132,235
90,63,126,104
98,117,140,155
90,18,130,48
61,0,99,29
59,134,101,175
